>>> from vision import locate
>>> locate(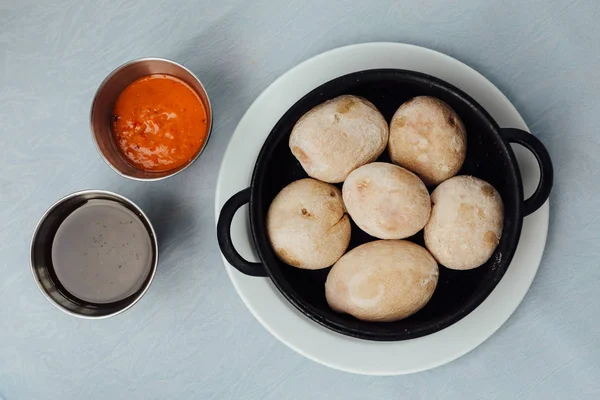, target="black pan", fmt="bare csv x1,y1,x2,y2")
217,69,553,341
